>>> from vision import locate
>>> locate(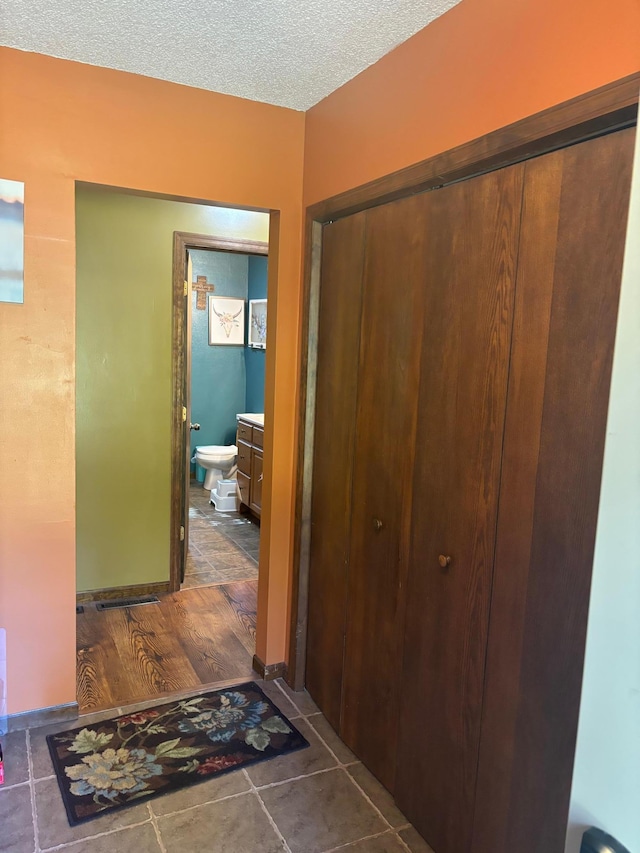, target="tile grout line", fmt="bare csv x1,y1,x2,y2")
147,802,168,853
147,788,249,821
286,704,415,853
29,732,152,853
341,768,414,852
322,827,405,853
254,764,340,791
25,729,40,853
243,769,294,853
39,817,155,853
394,830,415,853
0,778,31,792
301,712,356,769
273,679,312,719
